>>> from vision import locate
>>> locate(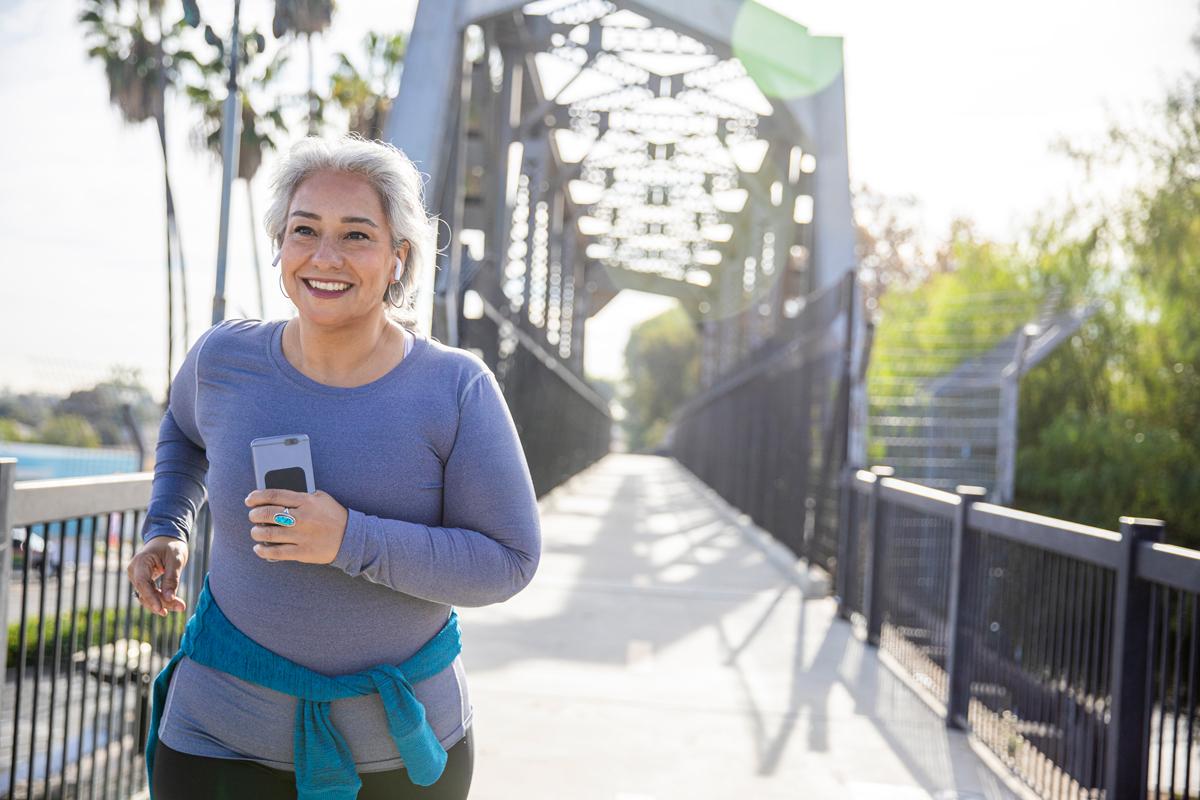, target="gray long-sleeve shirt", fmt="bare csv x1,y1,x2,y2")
141,317,540,771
